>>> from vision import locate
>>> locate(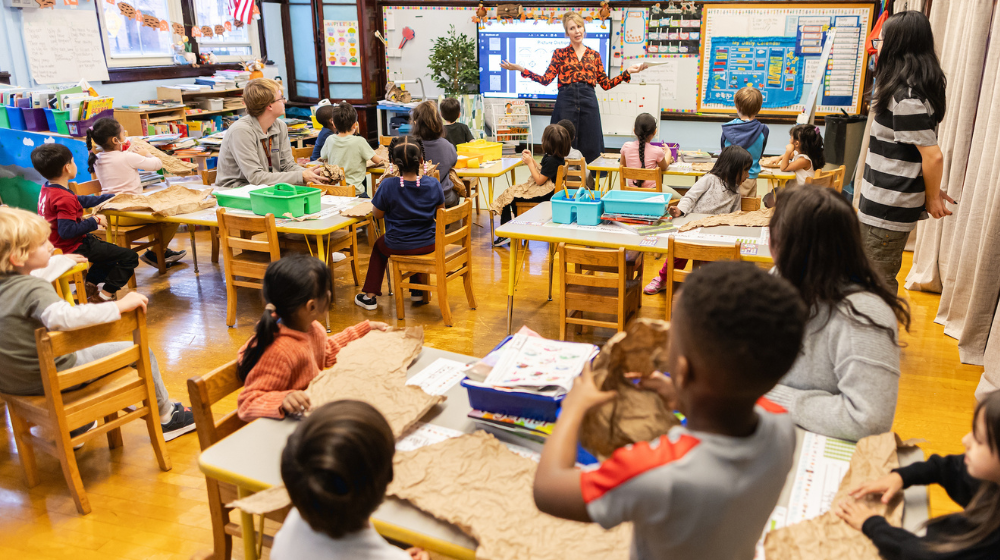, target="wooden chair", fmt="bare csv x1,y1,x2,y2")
0,309,170,514
378,135,395,146
50,249,90,305
512,165,569,299
663,237,742,319
291,146,313,161
187,361,288,560
806,165,846,193
217,208,282,327
201,168,218,186
741,197,762,211
619,165,663,192
558,243,641,340
299,184,367,286
389,199,475,326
